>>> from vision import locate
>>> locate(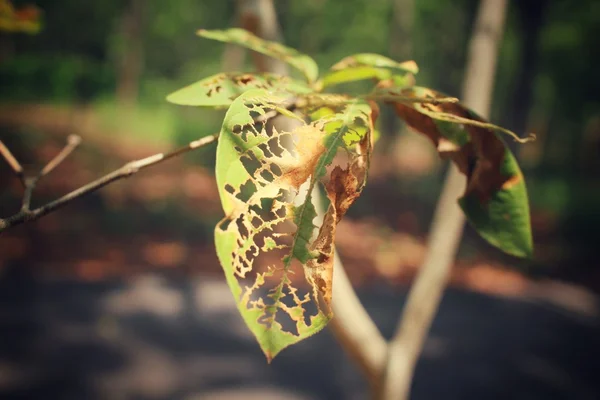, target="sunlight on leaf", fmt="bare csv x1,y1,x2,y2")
198,28,319,83
320,66,392,89
320,54,418,90
386,85,534,258
214,89,375,360
331,53,418,74
167,72,311,107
